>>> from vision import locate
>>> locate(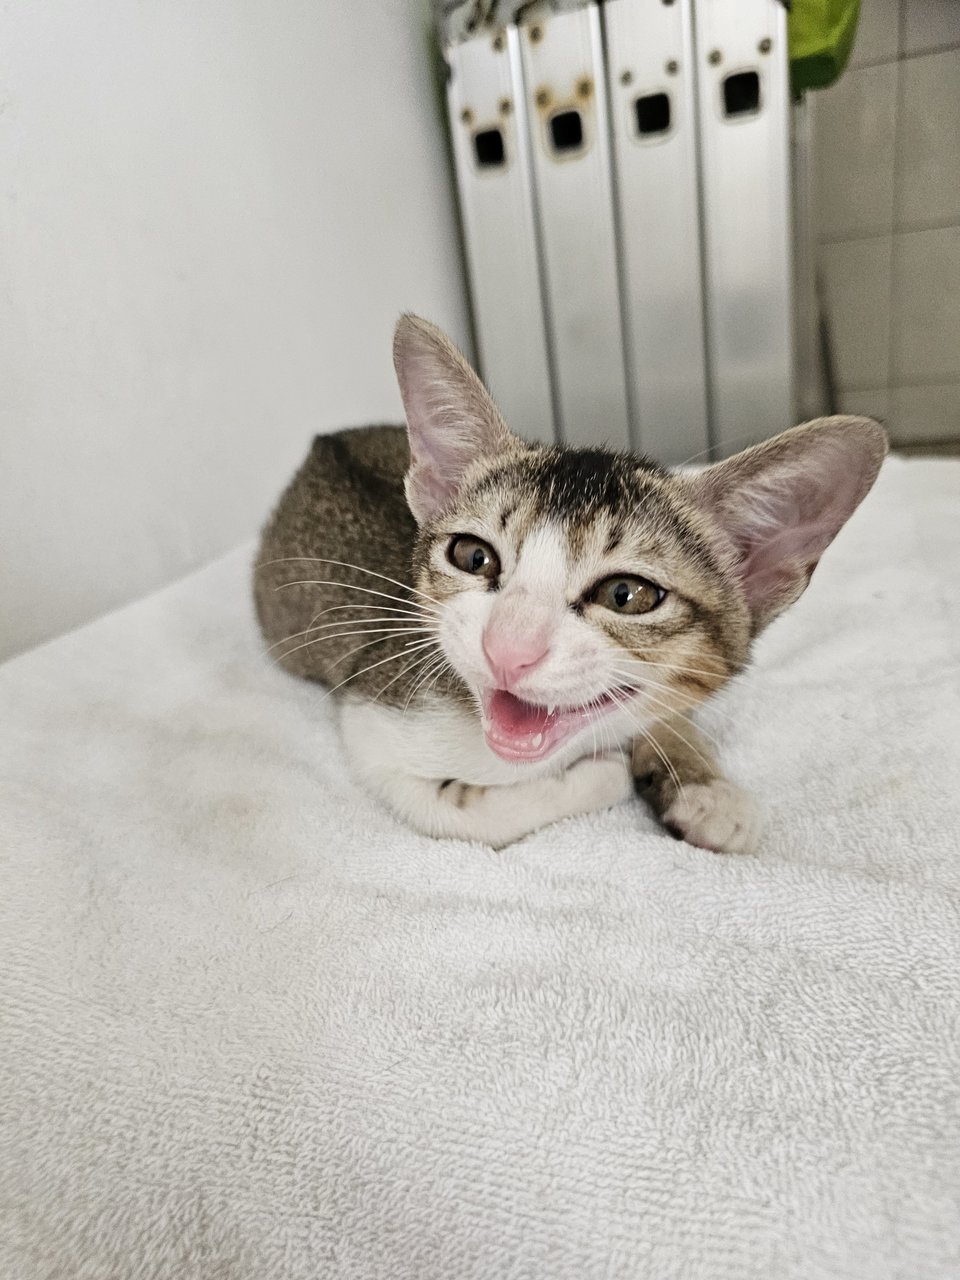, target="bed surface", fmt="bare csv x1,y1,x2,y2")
2,456,959,1279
